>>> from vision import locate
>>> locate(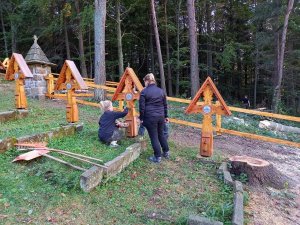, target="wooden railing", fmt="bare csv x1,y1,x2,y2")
7,73,298,148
